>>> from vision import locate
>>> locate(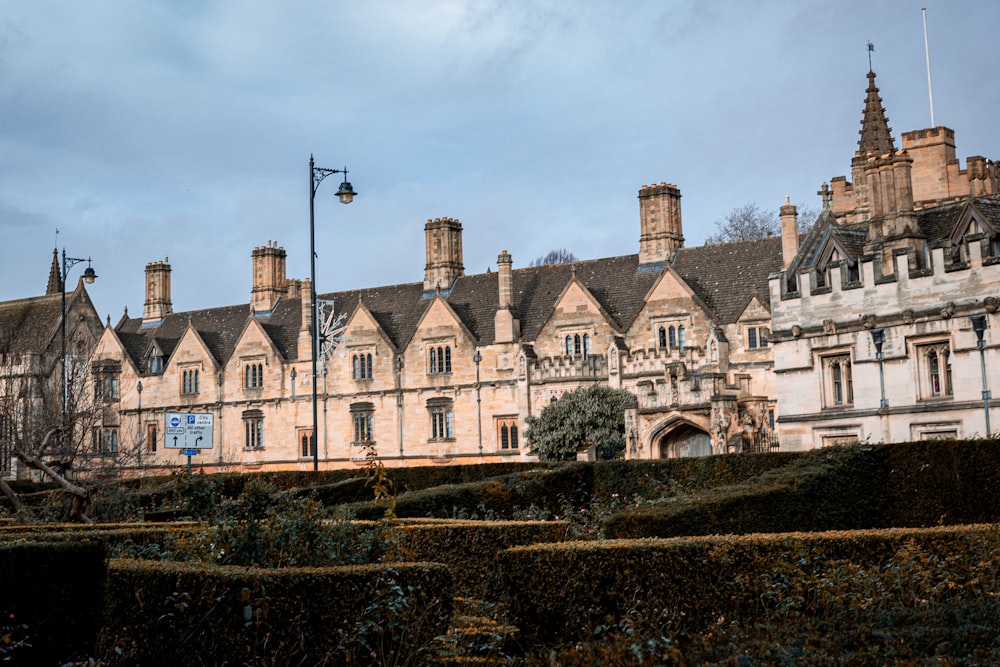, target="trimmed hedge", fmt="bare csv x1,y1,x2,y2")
105,559,452,665
499,524,1000,649
0,540,107,666
603,441,1000,538
389,520,570,598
